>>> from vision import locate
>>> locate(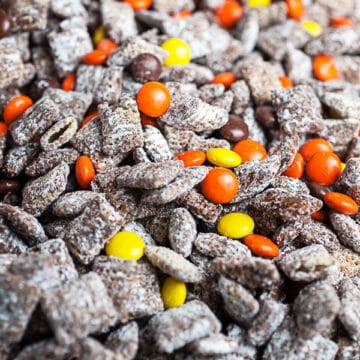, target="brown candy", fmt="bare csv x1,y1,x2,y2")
130,53,162,83
0,9,11,38
307,181,330,199
219,114,249,143
28,78,60,101
255,106,277,129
